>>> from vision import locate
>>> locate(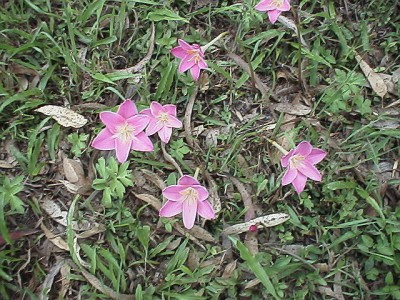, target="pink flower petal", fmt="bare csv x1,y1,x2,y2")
182,200,197,229
268,9,282,24
282,167,297,185
197,58,208,69
293,141,313,157
280,149,294,168
158,126,172,143
171,46,187,59
146,120,163,136
197,200,215,219
308,148,327,164
255,0,275,11
91,128,115,150
140,108,151,117
115,138,132,163
190,64,201,81
164,104,177,116
117,99,138,118
165,115,182,128
163,185,187,201
297,160,322,181
150,101,165,116
130,132,154,152
292,172,307,194
281,0,291,11
178,39,193,51
178,175,200,186
100,112,124,133
192,186,209,201
179,57,196,73
126,115,149,134
159,200,183,217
